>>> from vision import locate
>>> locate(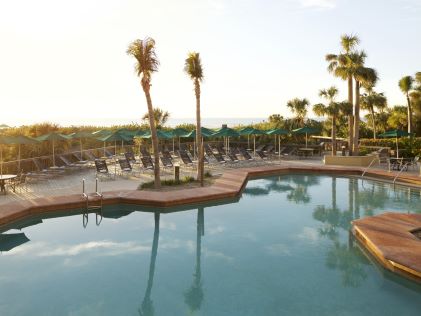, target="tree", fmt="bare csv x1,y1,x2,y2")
398,75,414,134
184,52,205,185
313,86,341,155
350,51,378,155
387,106,408,130
326,34,360,155
142,108,170,129
360,85,387,139
286,98,310,128
127,37,161,188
